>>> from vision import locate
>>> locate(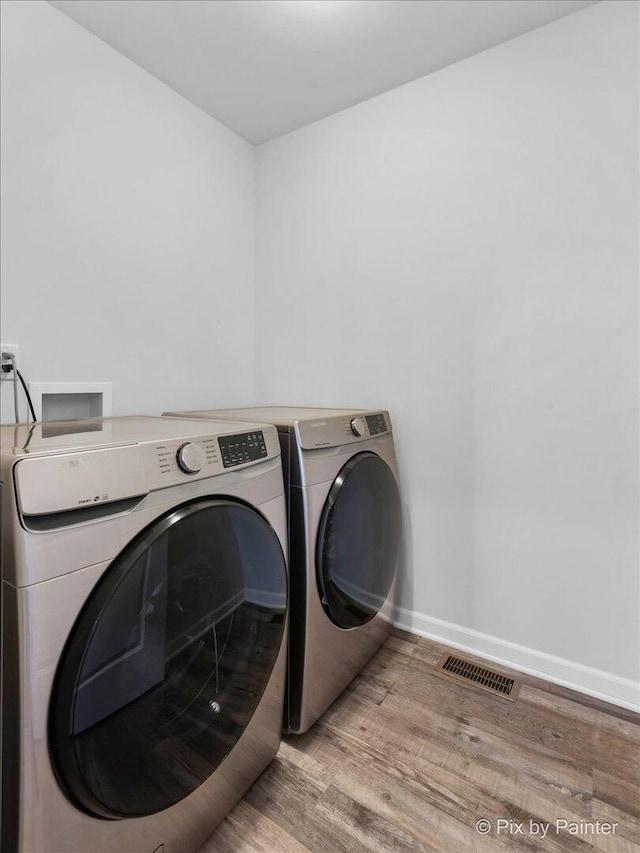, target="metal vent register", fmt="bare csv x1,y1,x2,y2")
435,654,521,701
